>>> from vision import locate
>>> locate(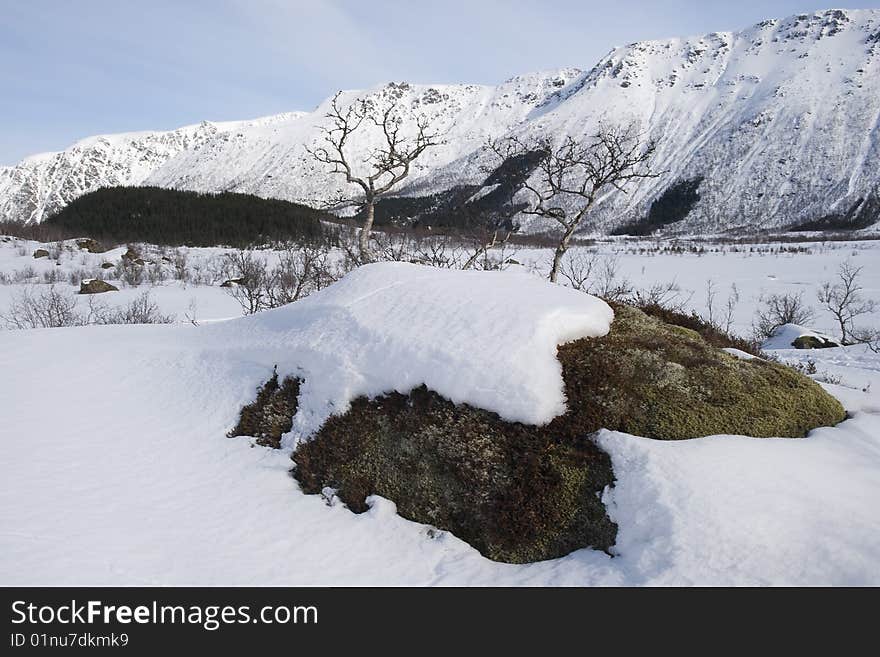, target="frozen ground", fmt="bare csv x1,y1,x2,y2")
0,237,878,585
